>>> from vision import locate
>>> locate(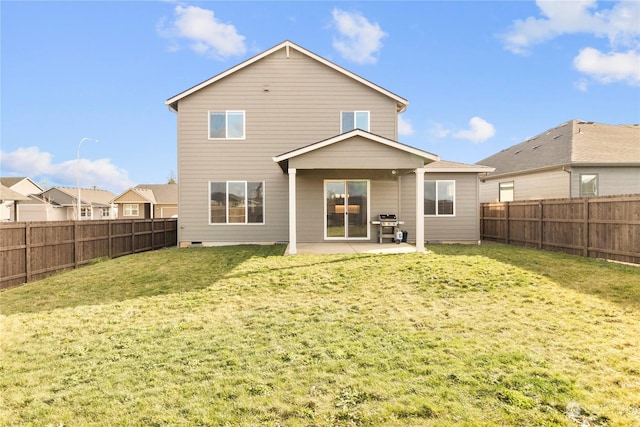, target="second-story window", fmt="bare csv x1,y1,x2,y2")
341,111,369,133
209,111,245,139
